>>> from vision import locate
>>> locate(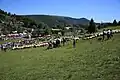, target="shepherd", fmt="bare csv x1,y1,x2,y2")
73,39,76,48
110,29,113,38
107,29,111,40
3,44,7,52
1,44,3,51
56,39,60,47
103,29,106,40
62,38,66,46
47,41,52,49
